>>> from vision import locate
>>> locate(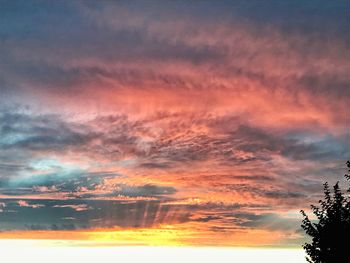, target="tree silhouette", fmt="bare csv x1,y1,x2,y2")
301,161,350,263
